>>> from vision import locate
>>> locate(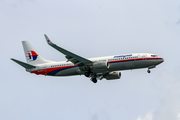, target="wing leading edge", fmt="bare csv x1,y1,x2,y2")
44,34,93,66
